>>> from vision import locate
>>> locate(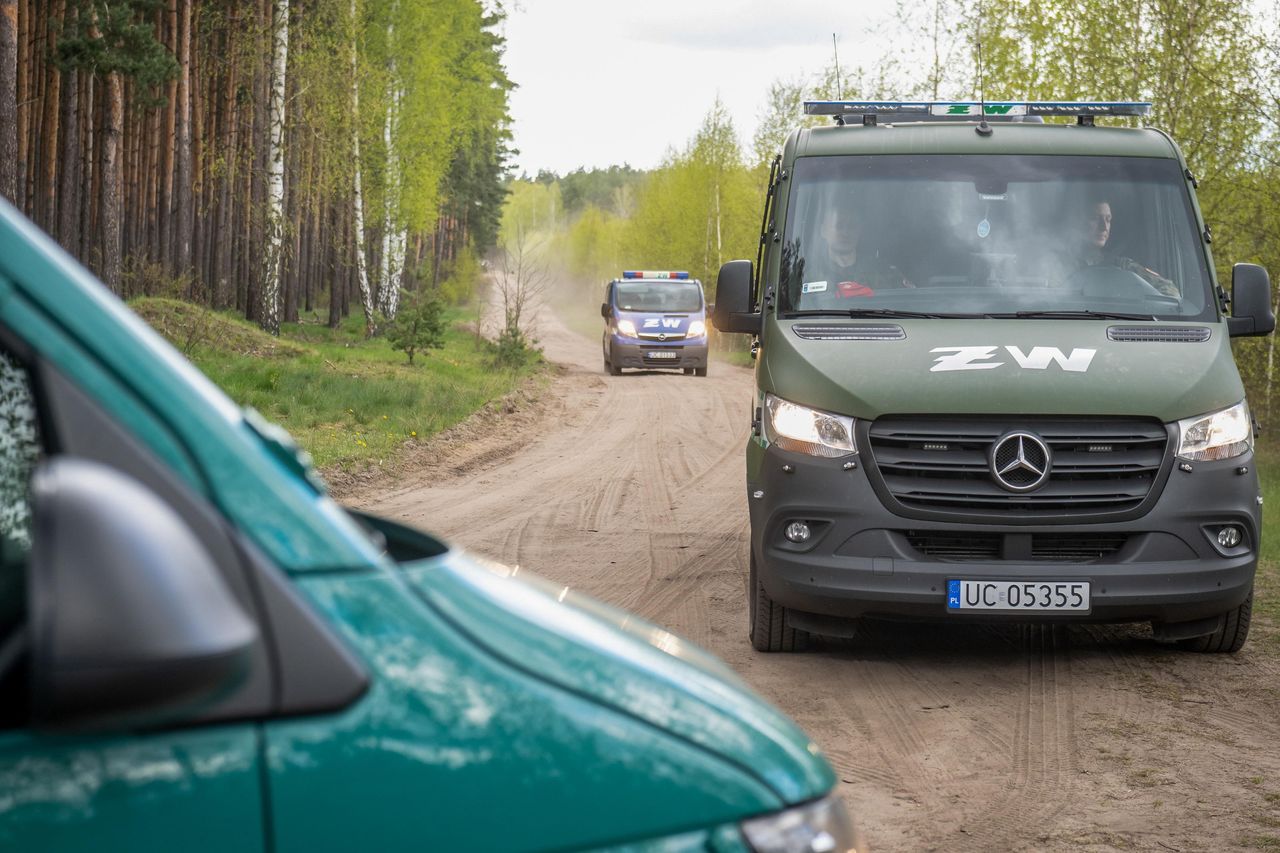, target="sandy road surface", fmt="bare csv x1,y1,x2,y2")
348,304,1280,851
